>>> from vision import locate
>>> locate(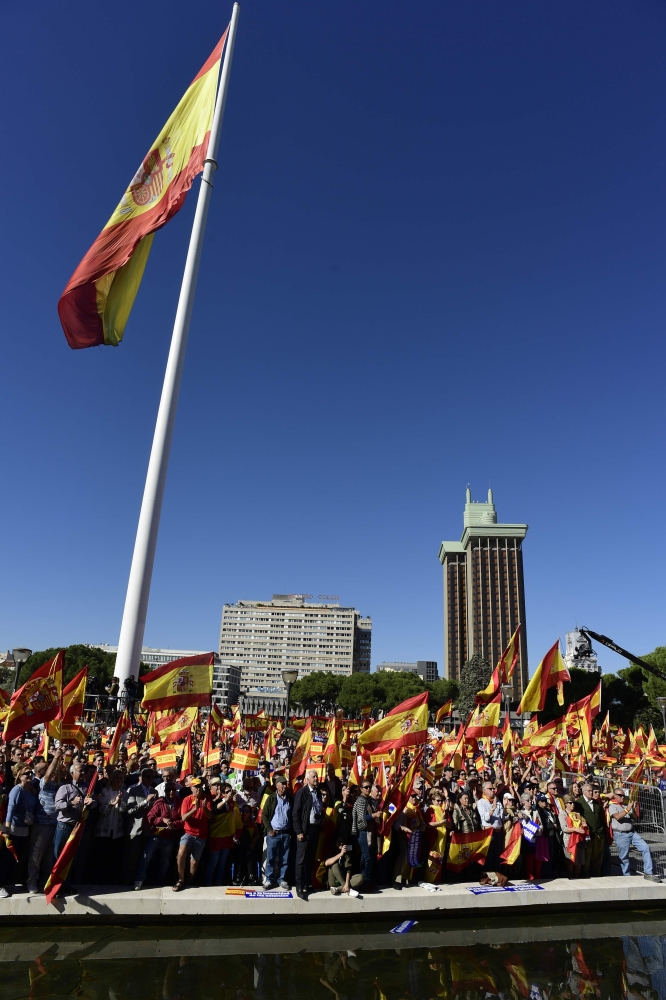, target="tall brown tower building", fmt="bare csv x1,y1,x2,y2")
438,489,529,697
